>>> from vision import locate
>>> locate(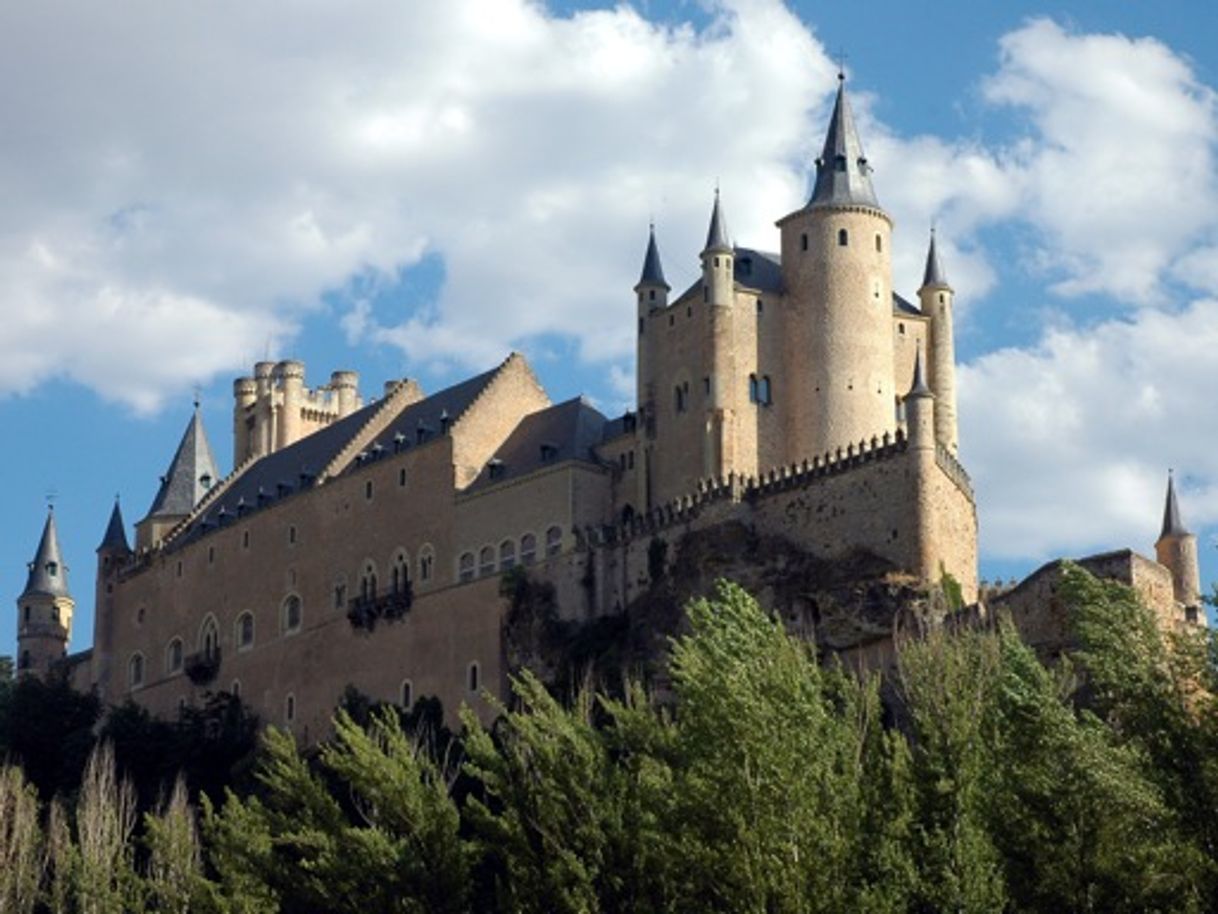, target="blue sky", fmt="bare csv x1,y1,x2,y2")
2,0,1217,660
